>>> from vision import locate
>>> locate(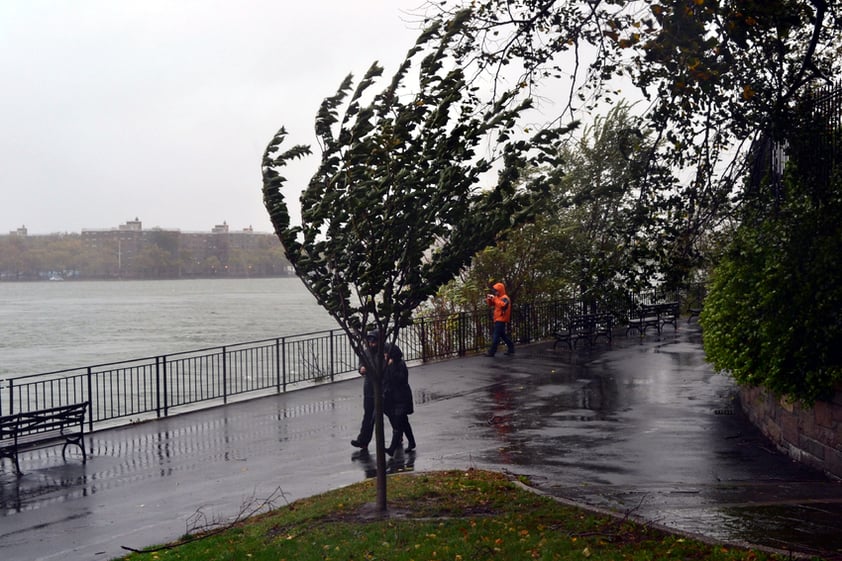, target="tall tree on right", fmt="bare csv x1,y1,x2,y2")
431,0,842,288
